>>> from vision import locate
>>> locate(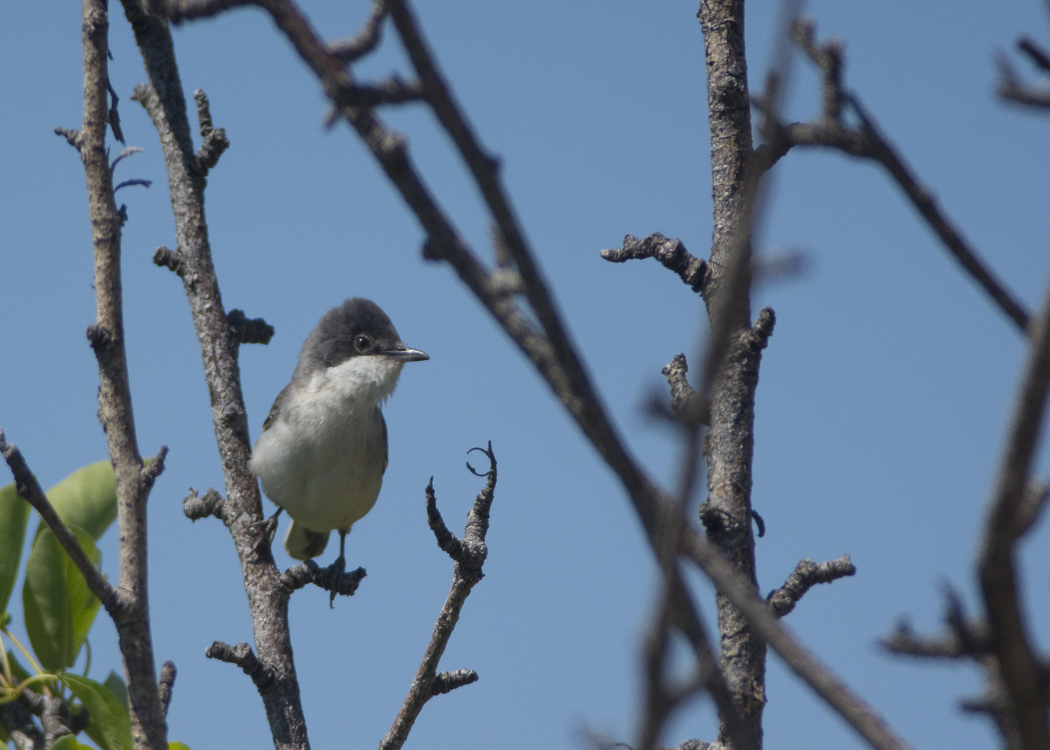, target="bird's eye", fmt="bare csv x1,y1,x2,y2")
355,335,373,352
